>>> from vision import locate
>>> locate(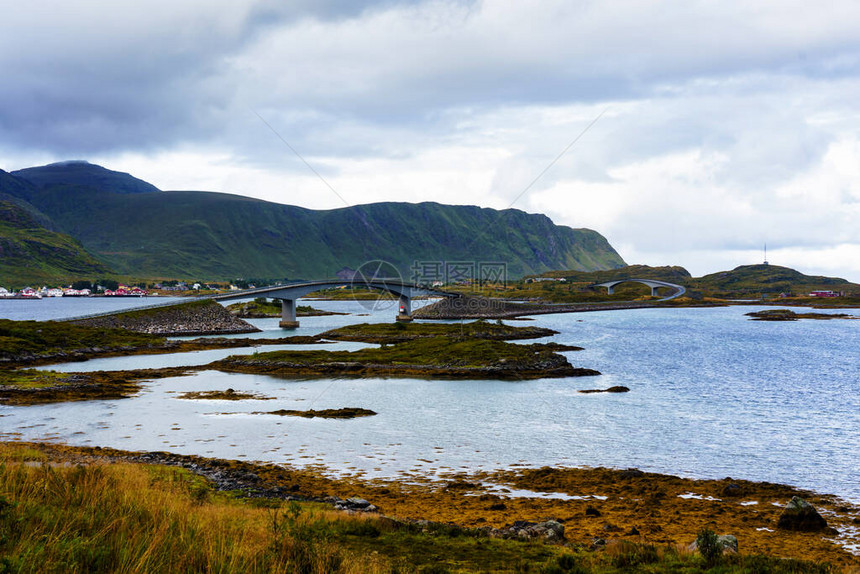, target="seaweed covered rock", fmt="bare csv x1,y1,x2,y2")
777,496,828,532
